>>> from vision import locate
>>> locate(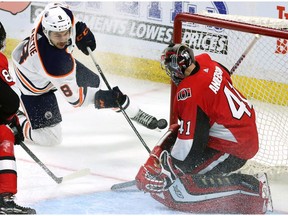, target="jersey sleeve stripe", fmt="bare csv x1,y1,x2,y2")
15,67,54,94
